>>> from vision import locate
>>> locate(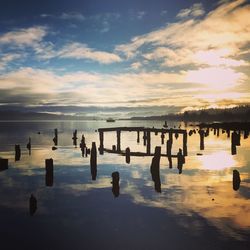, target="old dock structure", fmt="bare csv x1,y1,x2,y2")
98,127,188,157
